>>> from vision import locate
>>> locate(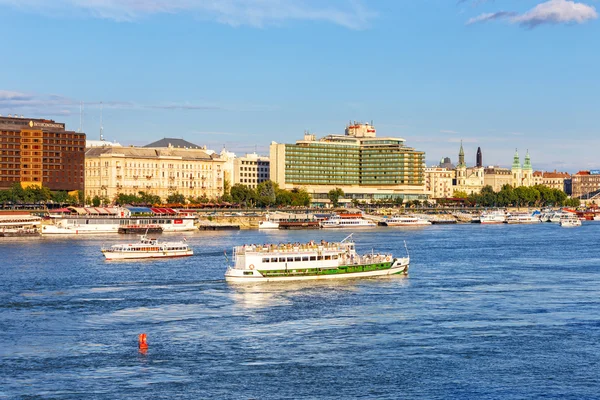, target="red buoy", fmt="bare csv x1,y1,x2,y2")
138,333,148,350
